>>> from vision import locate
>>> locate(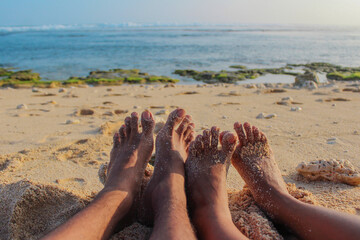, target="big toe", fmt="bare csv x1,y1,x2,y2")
220,132,237,155
141,110,155,137
163,108,186,135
